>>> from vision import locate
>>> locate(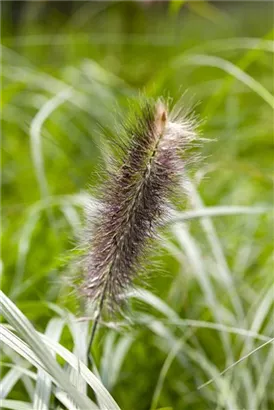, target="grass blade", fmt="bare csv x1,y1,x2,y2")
33,318,65,410
0,291,98,410
0,399,33,410
175,54,274,108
